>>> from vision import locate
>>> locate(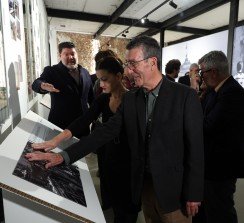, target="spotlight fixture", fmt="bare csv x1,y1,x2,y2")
169,1,177,9
141,17,149,24
125,29,129,34
122,33,126,38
